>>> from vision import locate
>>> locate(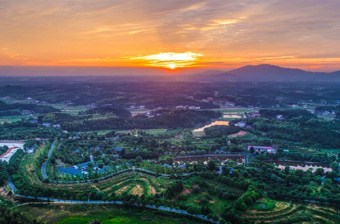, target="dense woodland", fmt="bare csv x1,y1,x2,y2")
0,121,57,139
38,109,220,131
250,110,340,148
0,100,59,115
0,150,24,185
0,80,339,109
